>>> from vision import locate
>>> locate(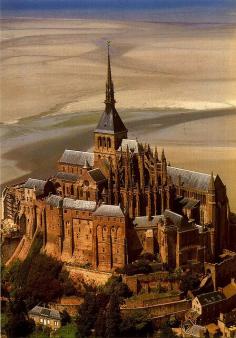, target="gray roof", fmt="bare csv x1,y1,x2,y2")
88,169,106,183
29,306,61,320
167,166,213,192
118,139,140,153
164,210,184,227
196,291,225,306
180,197,200,210
133,215,161,228
56,172,79,183
46,194,63,208
185,324,206,337
95,107,127,134
63,198,96,211
94,204,124,217
59,150,94,167
23,178,46,195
